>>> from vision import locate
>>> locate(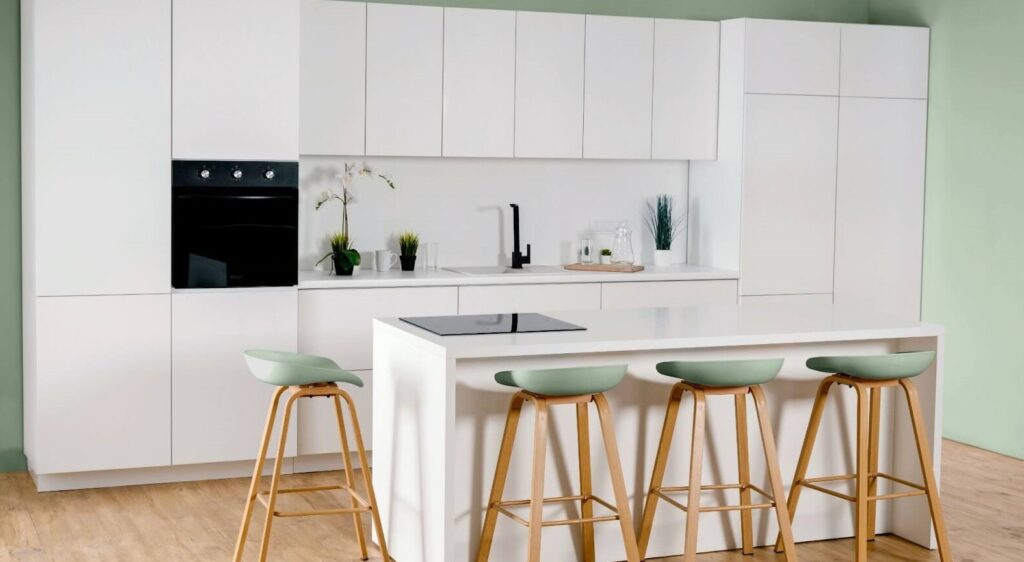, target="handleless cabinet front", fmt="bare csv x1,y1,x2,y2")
652,19,720,160
743,19,840,96
600,280,738,309
840,24,930,99
458,284,601,315
173,0,299,160
172,289,298,465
